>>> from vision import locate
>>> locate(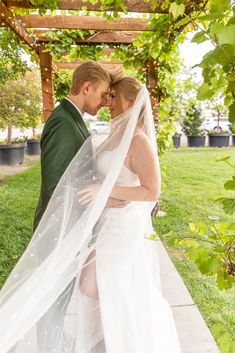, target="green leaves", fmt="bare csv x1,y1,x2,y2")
29,0,58,9
210,0,231,16
169,2,185,20
189,223,234,288
146,233,159,241
212,324,235,353
54,69,72,102
191,31,209,44
224,177,235,191
197,83,215,100
217,198,235,215
202,46,235,67
173,15,190,29
166,218,235,290
210,23,235,45
44,29,102,61
190,1,235,117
